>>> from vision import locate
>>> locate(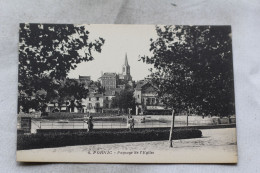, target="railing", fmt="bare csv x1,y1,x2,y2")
31,118,221,130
